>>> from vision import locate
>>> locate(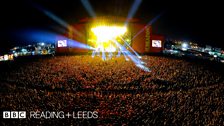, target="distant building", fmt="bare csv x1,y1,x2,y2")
9,43,55,57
